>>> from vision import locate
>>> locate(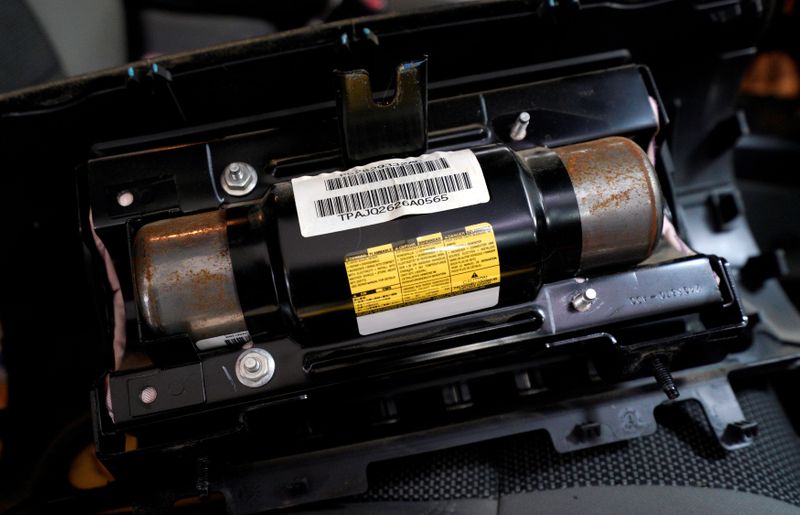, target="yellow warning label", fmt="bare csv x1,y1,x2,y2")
345,223,501,316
